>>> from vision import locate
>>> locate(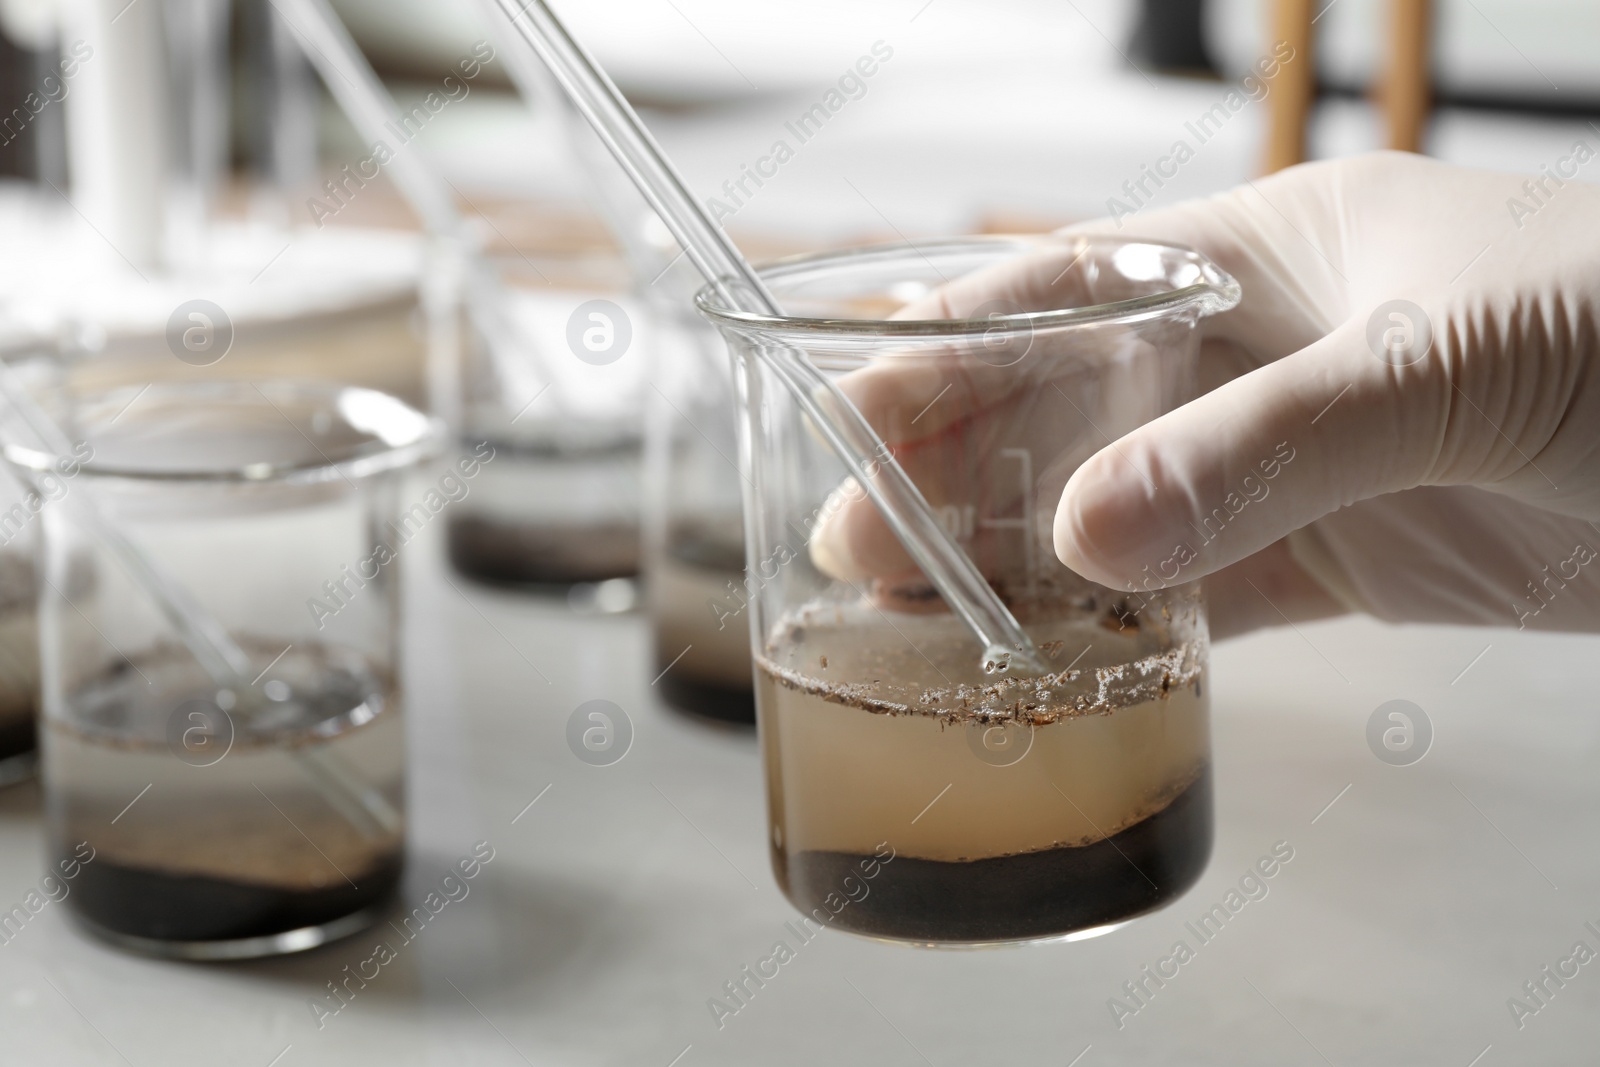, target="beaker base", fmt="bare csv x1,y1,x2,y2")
779,870,1196,950
842,915,1137,950
70,902,387,961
